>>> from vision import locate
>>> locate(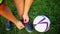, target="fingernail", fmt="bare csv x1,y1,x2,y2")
20,26,22,27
